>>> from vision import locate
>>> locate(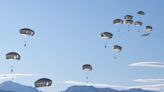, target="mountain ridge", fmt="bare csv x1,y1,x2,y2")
0,81,40,92
63,85,157,92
